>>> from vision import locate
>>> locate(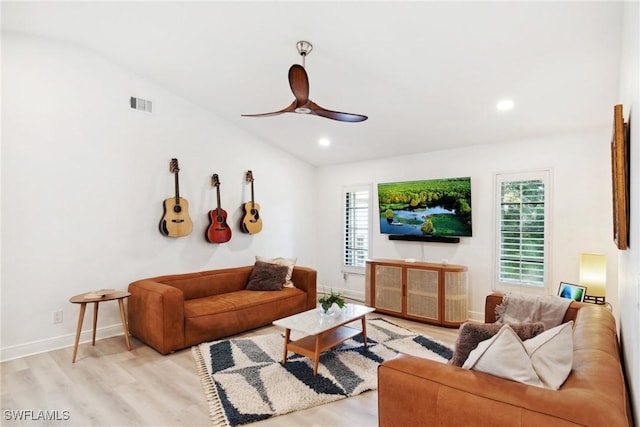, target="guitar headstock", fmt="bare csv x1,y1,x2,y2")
211,174,220,187
245,170,254,183
169,158,180,173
